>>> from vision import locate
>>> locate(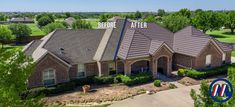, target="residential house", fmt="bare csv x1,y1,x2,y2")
10,17,34,23
65,17,75,28
23,18,234,88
